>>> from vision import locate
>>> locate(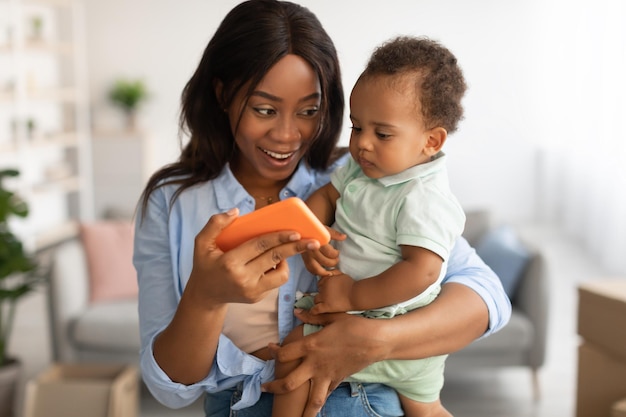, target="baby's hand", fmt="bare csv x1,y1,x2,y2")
301,243,338,276
301,227,346,276
311,273,355,314
326,226,347,242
